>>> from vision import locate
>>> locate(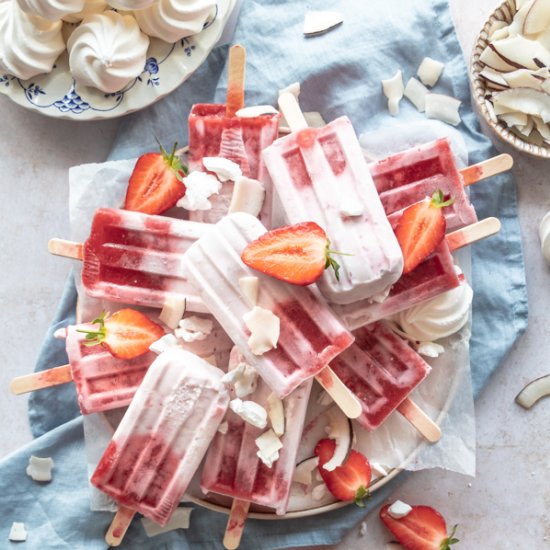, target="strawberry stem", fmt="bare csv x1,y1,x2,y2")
76,311,108,347
354,485,370,508
431,189,455,209
440,524,460,549
155,136,189,179
325,241,353,282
